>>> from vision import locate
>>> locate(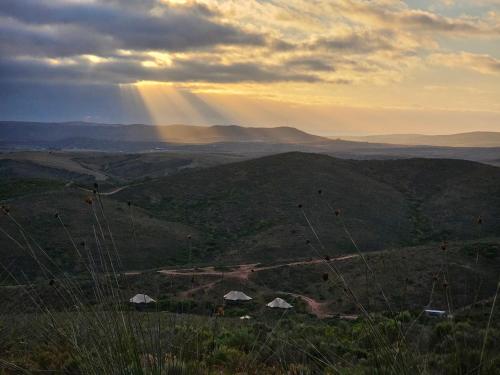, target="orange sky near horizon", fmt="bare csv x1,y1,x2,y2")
1,0,500,134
